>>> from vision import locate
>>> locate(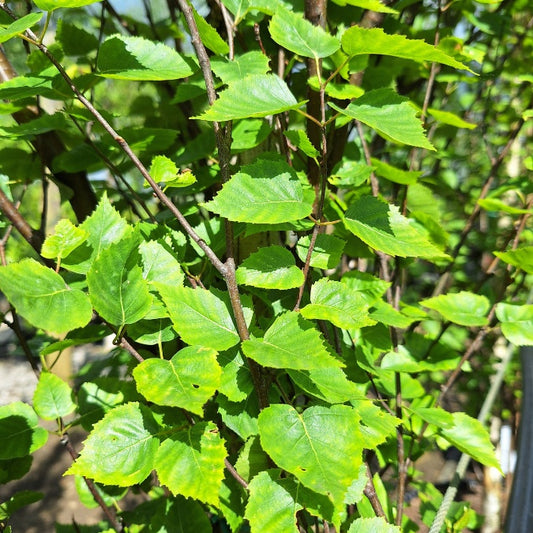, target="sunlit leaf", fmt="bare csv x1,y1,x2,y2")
421,291,489,327
211,52,270,84
440,412,501,471
344,196,449,259
245,471,301,532
41,219,88,261
258,404,364,505
133,346,221,415
0,13,43,43
330,90,435,150
331,0,397,13
87,233,152,327
66,402,159,486
236,246,304,289
0,259,92,335
347,517,401,533
97,35,195,80
242,311,342,370
192,6,229,55
157,285,240,350
204,158,314,224
496,303,533,346
269,9,340,60
494,247,533,274
301,279,375,329
370,157,422,185
427,108,476,129
195,74,301,121
34,0,102,9
288,367,362,403
33,373,75,420
296,234,346,270
341,26,473,72
155,422,226,506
